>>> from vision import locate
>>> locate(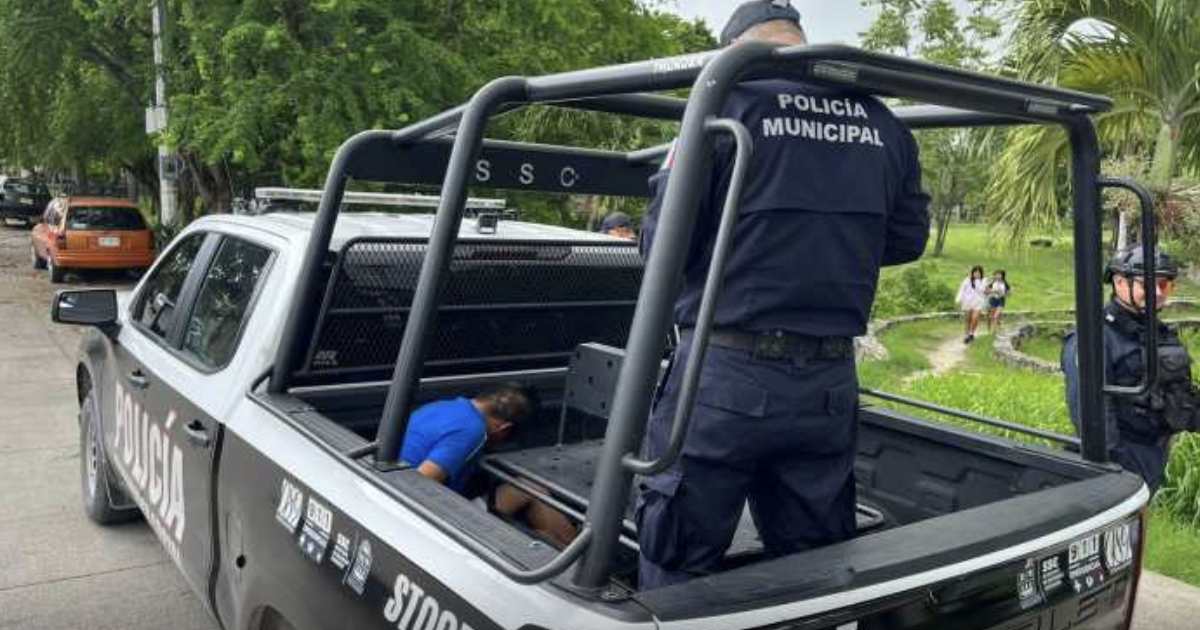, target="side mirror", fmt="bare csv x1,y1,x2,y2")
52,290,119,332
